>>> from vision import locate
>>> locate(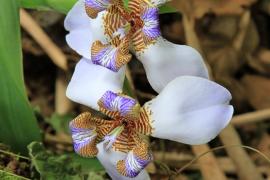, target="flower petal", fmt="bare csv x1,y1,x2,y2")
65,0,108,59
143,76,233,145
91,37,132,72
141,7,160,39
85,0,112,18
64,0,91,31
66,29,96,59
116,141,152,178
96,142,150,180
103,4,127,38
135,37,209,93
69,112,98,157
66,58,126,110
130,2,161,52
98,91,140,120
